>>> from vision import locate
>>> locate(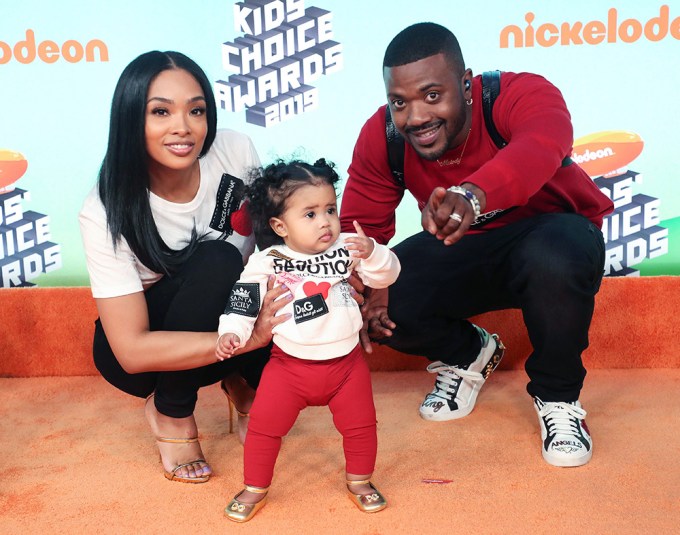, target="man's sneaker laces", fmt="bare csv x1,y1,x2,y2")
534,397,592,467
419,327,505,421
